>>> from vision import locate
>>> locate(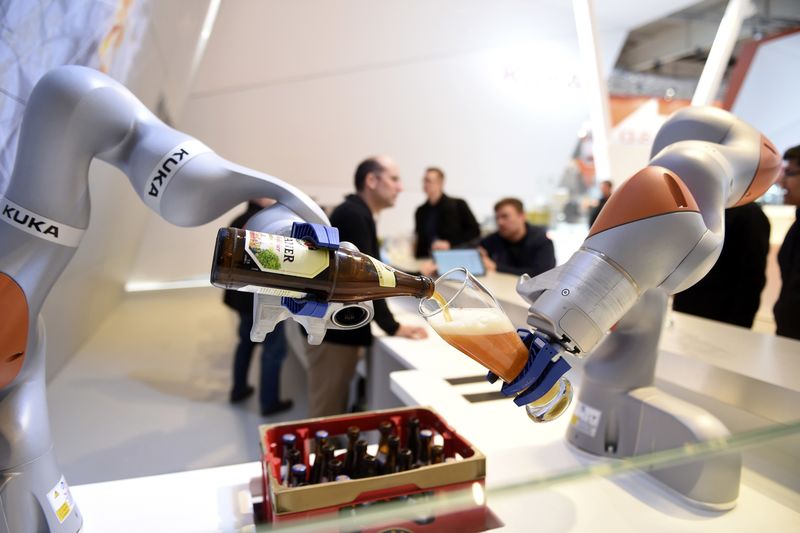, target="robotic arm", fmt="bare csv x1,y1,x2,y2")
518,106,780,359
0,65,367,532
506,107,781,506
